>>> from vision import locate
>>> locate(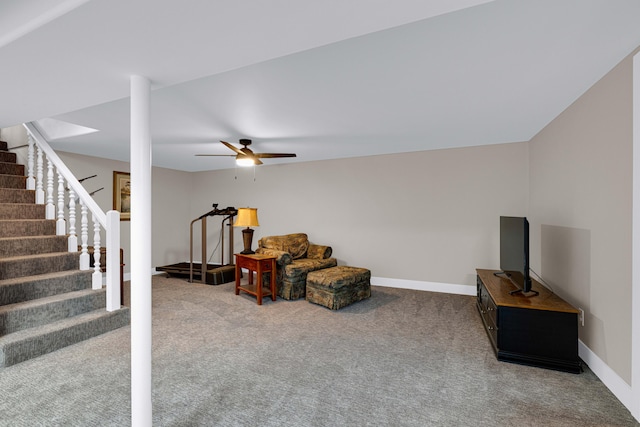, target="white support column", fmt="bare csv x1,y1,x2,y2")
130,74,153,427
